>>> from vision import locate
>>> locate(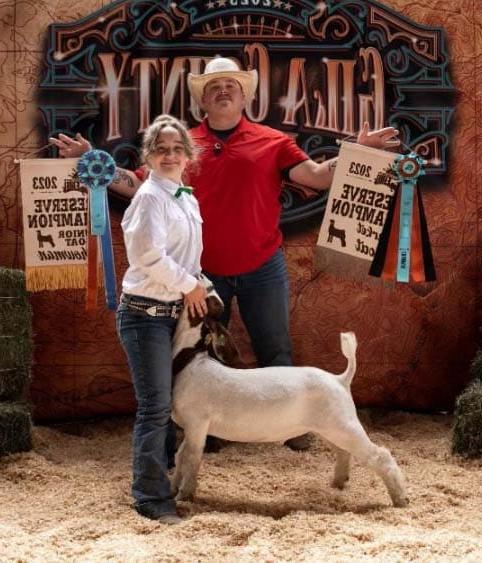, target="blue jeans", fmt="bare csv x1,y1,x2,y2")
204,248,292,367
116,304,177,513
